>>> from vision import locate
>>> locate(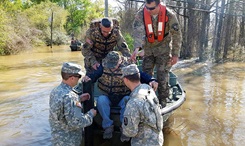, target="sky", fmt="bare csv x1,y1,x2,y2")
106,0,120,8
91,0,121,8
110,0,121,7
